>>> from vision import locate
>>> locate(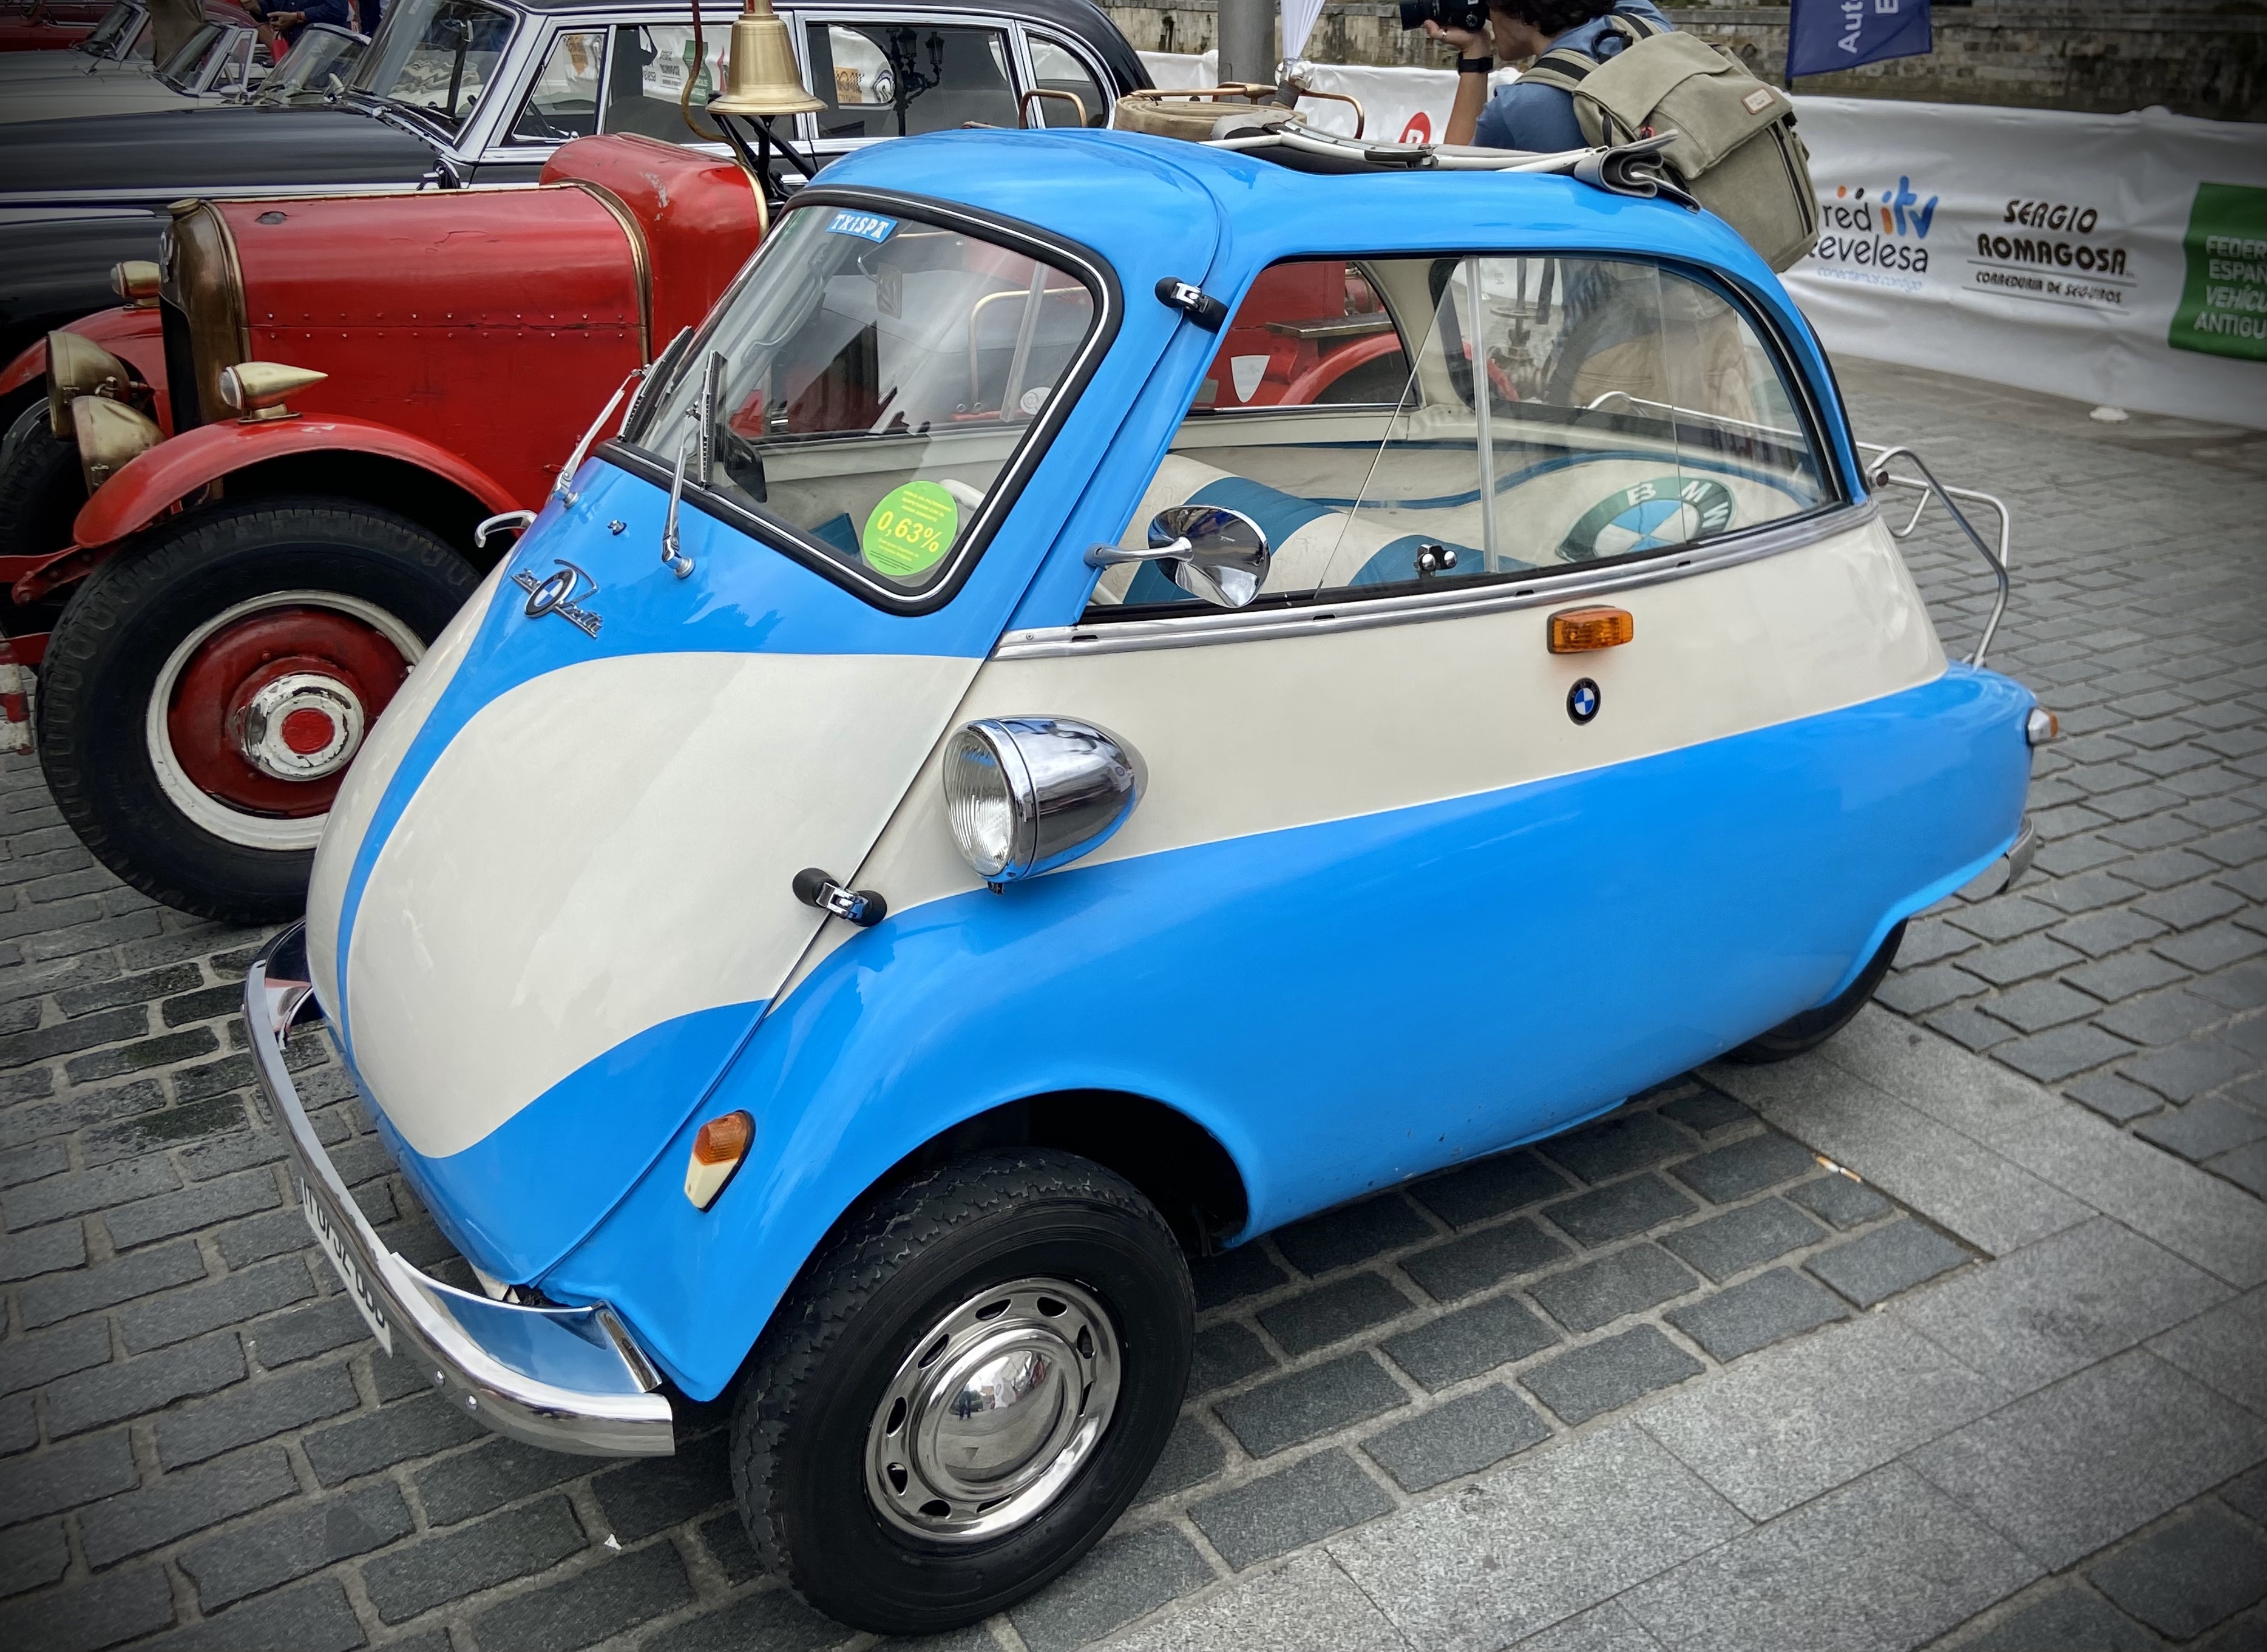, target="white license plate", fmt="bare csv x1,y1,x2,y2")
302,1176,393,1355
